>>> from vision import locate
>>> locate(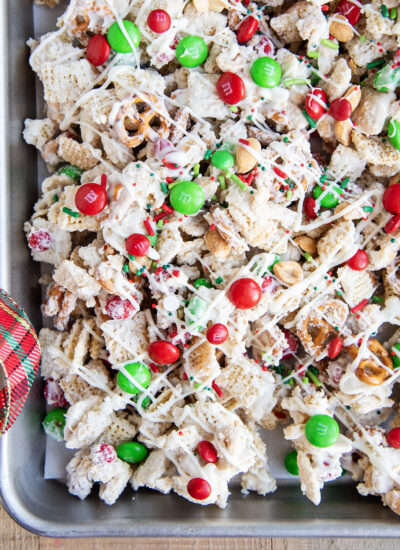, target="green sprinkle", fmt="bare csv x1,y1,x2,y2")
391,238,396,243
321,38,339,50
377,410,382,415
53,194,59,202
390,7,397,19
307,370,322,387
58,164,83,180
283,137,289,143
336,290,342,296
157,220,164,229
218,174,226,190
286,190,292,200
372,296,384,303
194,382,201,389
161,183,168,194
127,254,135,261
283,78,310,86
136,164,141,168
215,277,223,284
123,264,129,274
380,4,389,18
362,206,373,212
307,51,320,59
193,278,212,289
204,149,212,160
340,177,349,189
230,105,238,113
227,171,248,191
304,252,313,262
320,174,327,183
211,194,217,201
303,376,310,384
152,261,158,268
261,96,265,100
247,115,252,121
62,207,80,218
359,35,366,42
310,73,320,86
302,109,316,128
193,163,200,177
367,58,386,69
